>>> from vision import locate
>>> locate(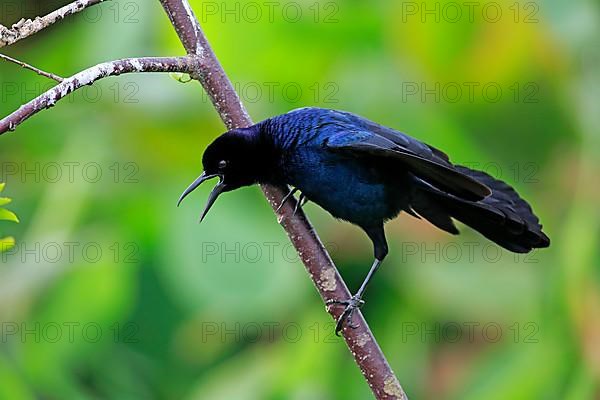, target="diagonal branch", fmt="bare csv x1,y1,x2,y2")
0,53,64,82
0,0,108,48
158,1,408,399
0,56,198,134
